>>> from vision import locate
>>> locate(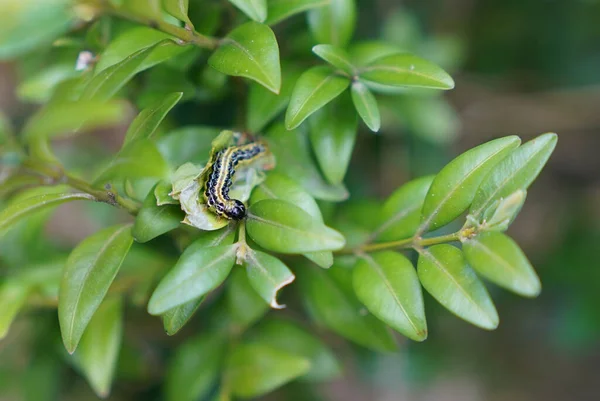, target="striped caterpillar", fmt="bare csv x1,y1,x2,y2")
203,141,268,220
